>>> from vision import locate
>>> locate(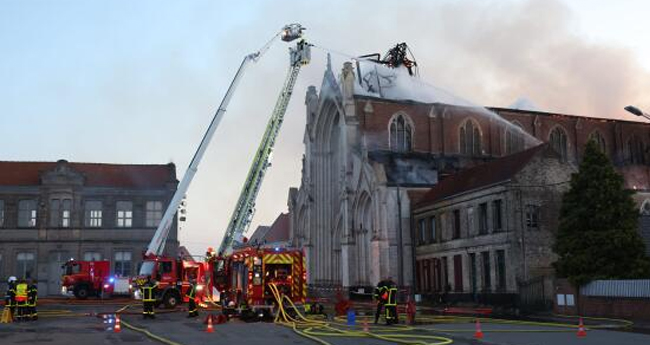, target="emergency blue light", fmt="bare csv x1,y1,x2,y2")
109,277,115,283
274,247,280,252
